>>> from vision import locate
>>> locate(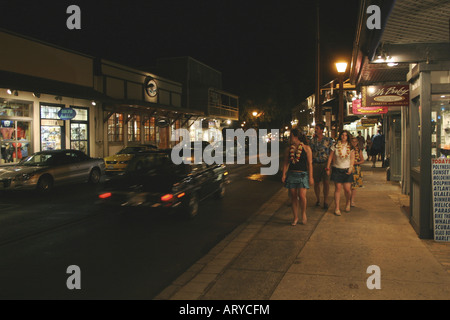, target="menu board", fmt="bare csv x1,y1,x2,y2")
432,158,450,242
